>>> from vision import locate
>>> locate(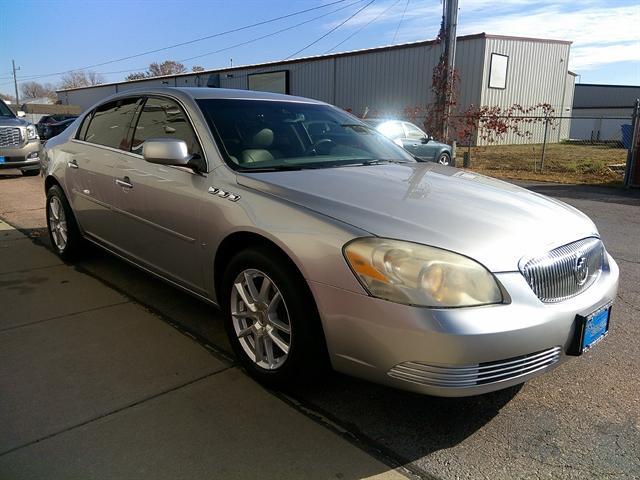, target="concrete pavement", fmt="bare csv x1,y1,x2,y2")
0,219,407,480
